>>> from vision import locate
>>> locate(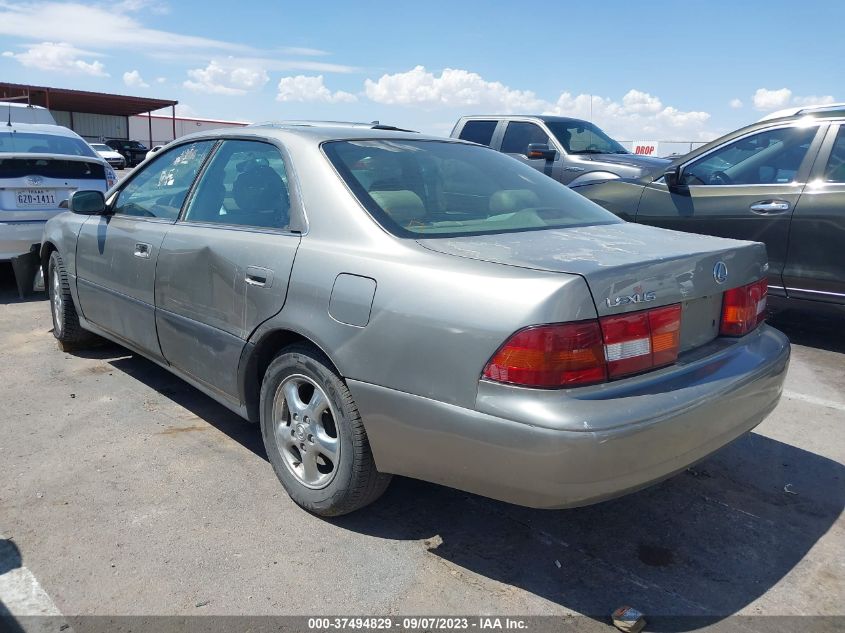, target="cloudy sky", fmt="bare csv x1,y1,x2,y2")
0,0,840,141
